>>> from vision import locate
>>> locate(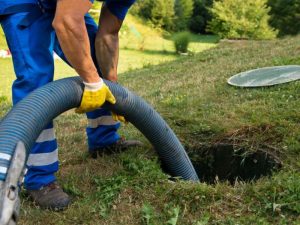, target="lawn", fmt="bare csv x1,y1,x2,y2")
0,14,218,100
0,17,300,225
